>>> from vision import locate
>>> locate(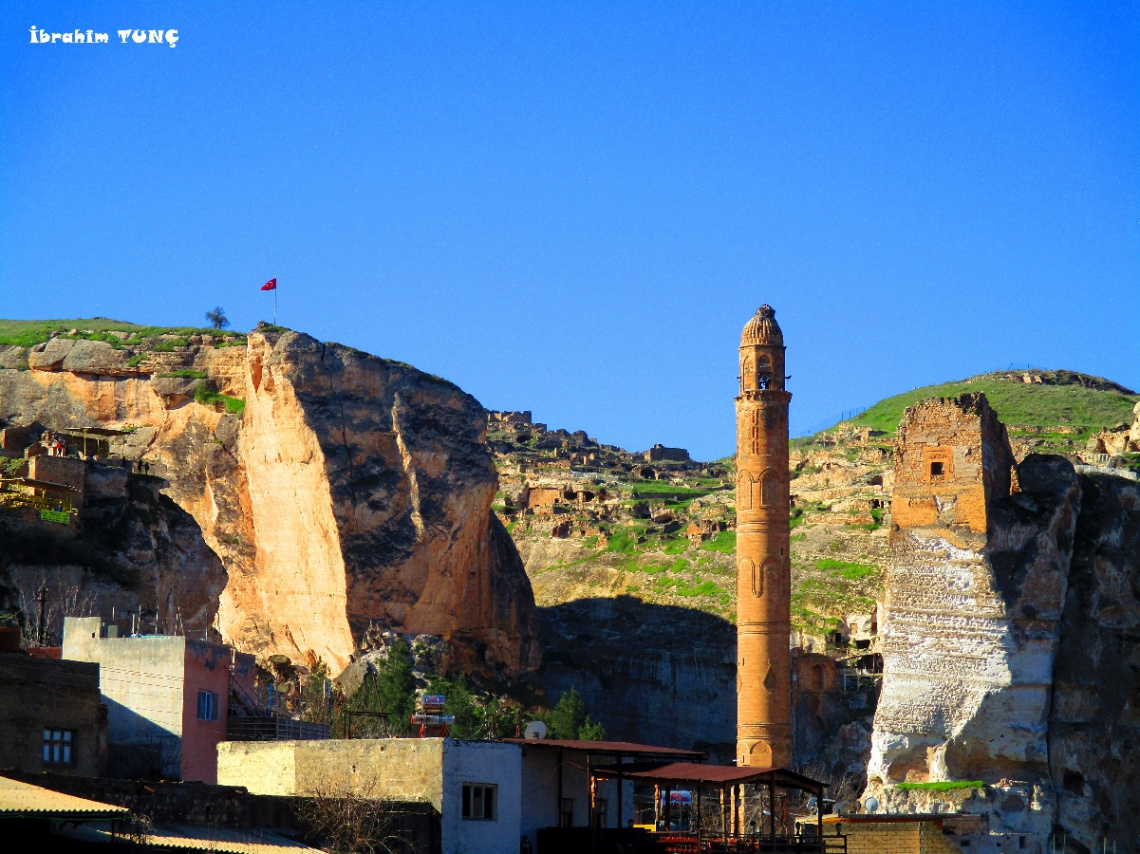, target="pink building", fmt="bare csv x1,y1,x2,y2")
63,617,254,783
